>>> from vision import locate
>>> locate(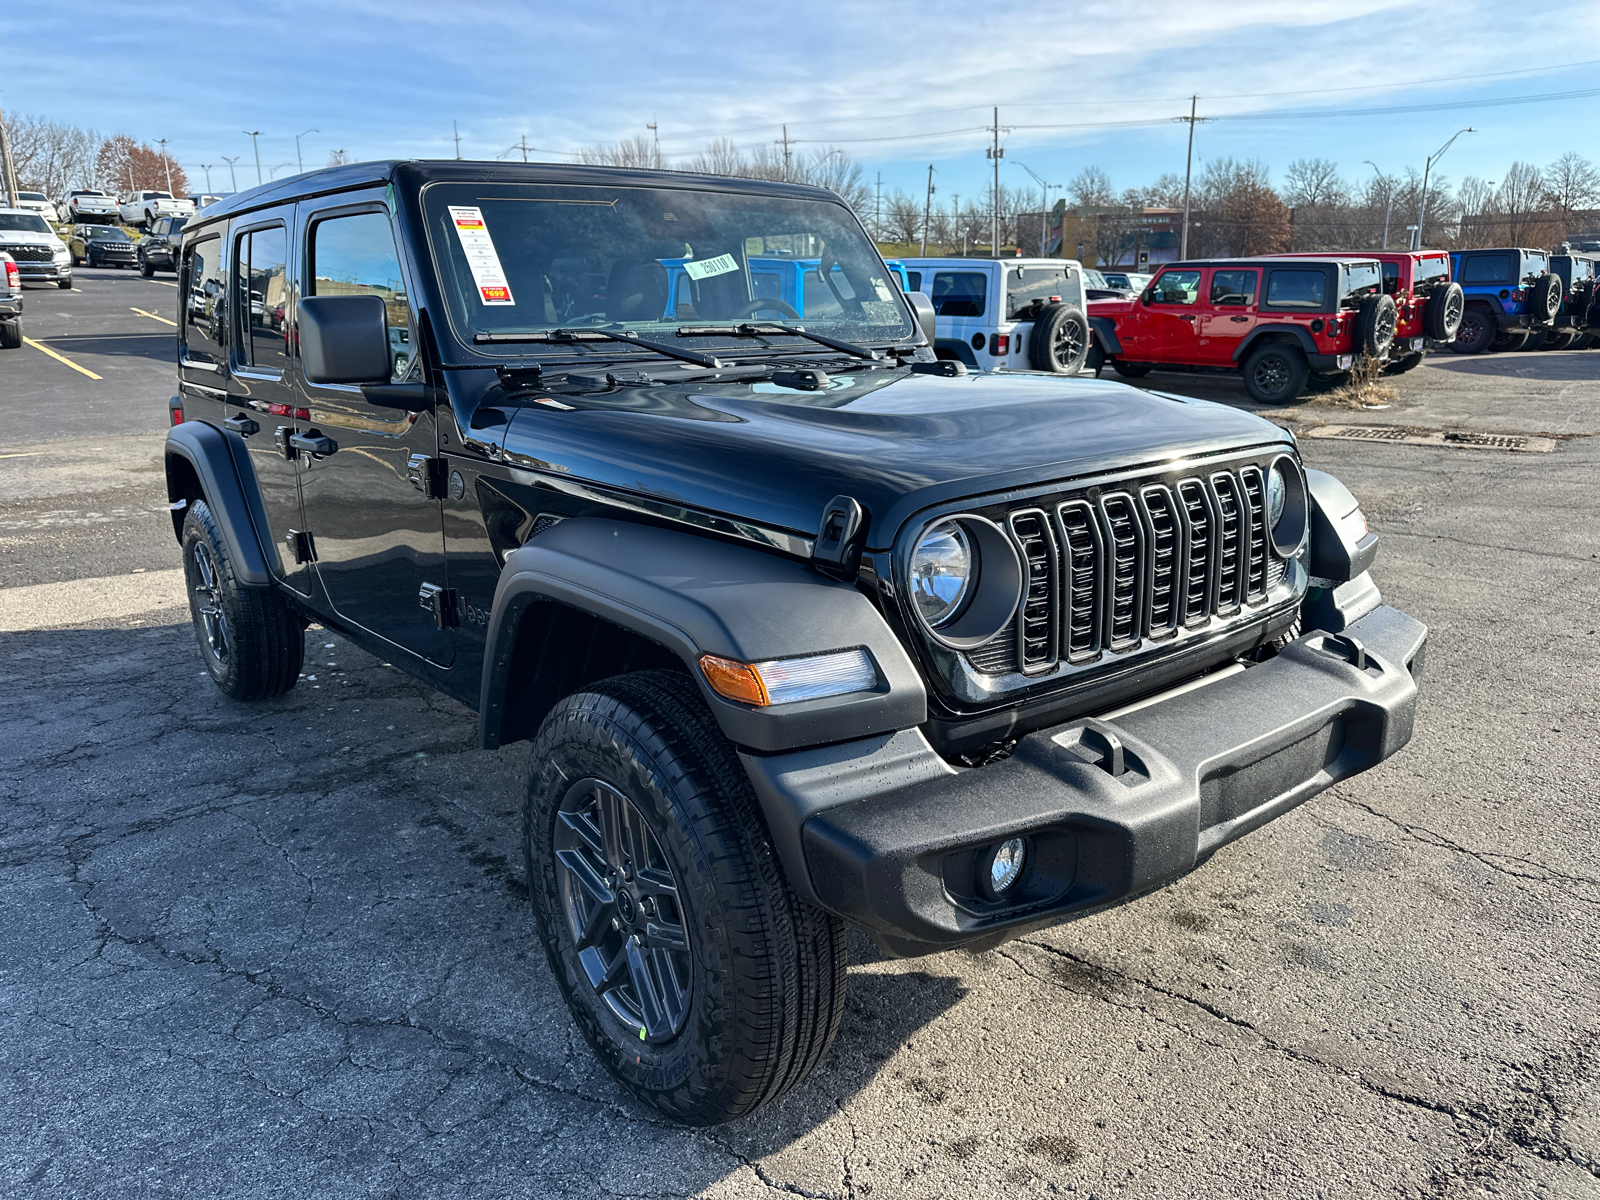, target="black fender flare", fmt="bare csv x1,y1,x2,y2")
933,337,979,368
1232,324,1318,364
1306,469,1378,584
164,418,277,587
1087,315,1121,357
479,517,927,754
